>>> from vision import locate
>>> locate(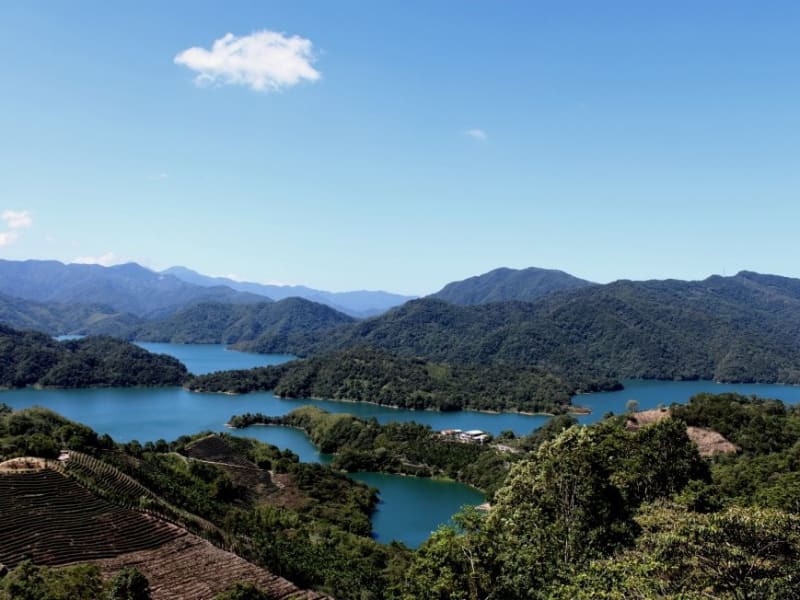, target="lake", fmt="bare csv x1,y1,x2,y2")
1,343,489,548
5,342,800,547
576,379,800,424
